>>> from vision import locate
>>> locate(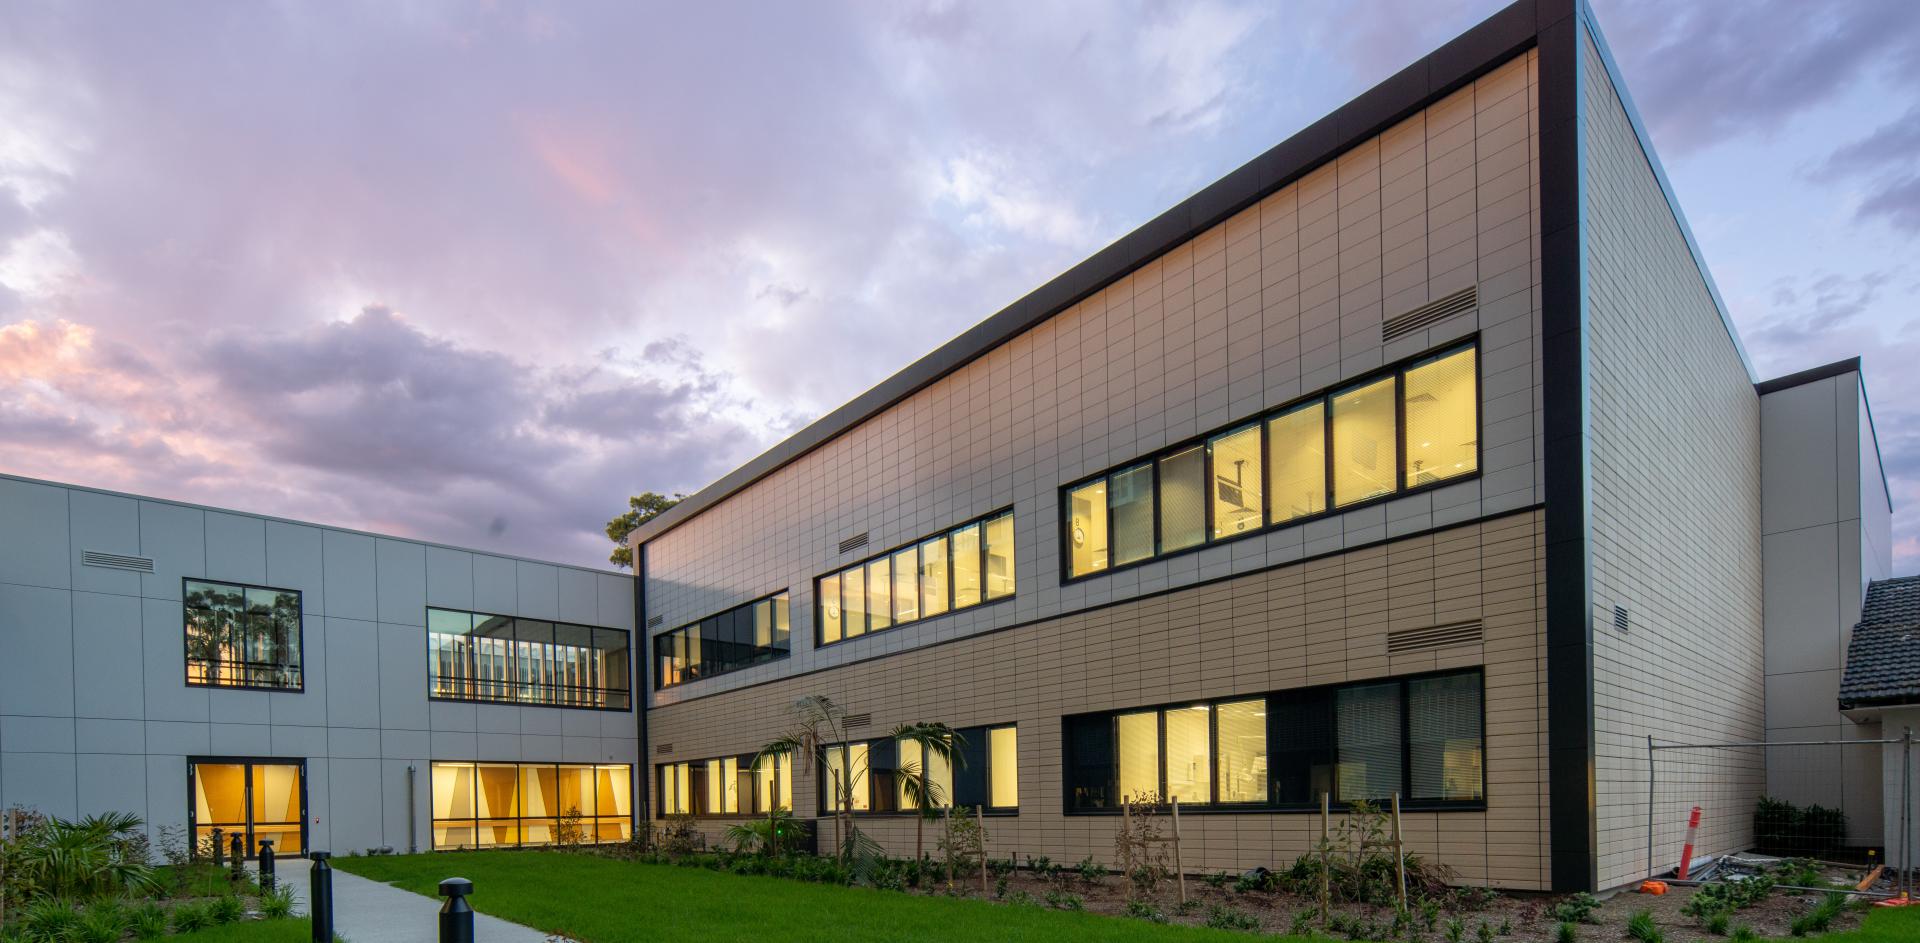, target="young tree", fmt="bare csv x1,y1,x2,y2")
891,722,966,864
605,492,684,569
754,695,865,865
